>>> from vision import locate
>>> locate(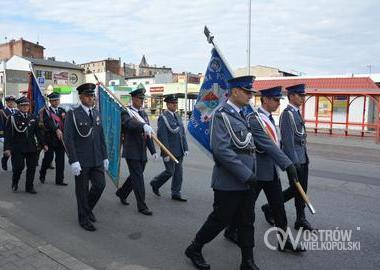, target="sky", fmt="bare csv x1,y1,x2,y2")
1,0,379,76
